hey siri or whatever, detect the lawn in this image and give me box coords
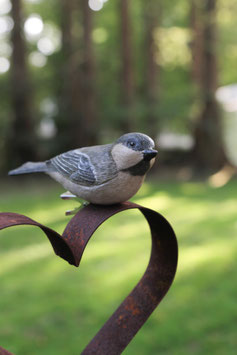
[0,176,237,355]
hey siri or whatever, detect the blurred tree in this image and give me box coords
[60,0,97,149]
[190,0,203,87]
[119,0,135,132]
[7,0,37,168]
[143,0,161,139]
[0,0,235,174]
[81,0,98,145]
[60,0,82,150]
[192,0,227,171]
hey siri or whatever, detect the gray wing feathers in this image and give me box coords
[79,144,118,184]
[8,144,118,186]
[8,162,47,175]
[48,151,96,185]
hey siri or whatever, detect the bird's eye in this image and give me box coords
[129,141,135,147]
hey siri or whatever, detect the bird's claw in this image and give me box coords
[65,201,89,216]
[60,191,77,200]
[60,191,88,216]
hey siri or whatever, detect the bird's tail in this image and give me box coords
[8,162,47,176]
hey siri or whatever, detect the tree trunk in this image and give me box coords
[60,0,83,149]
[144,0,161,140]
[119,0,135,132]
[81,0,98,145]
[8,0,37,167]
[60,0,97,149]
[192,0,227,171]
[190,0,203,87]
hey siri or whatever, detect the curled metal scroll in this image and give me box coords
[0,201,178,355]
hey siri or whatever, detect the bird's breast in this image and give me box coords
[89,172,145,204]
[48,170,145,205]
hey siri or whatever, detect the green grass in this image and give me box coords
[0,176,237,355]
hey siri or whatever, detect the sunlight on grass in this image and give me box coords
[0,242,52,276]
[180,237,237,274]
[137,193,173,211]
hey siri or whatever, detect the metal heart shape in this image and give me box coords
[0,201,178,354]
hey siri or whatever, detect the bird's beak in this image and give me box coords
[143,149,158,161]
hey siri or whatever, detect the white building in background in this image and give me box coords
[216,84,237,167]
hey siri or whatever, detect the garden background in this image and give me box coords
[0,0,237,354]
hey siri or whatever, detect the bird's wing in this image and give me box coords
[48,150,96,186]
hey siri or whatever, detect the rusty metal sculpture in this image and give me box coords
[0,201,178,355]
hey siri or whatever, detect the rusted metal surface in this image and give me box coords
[0,346,13,355]
[0,201,178,354]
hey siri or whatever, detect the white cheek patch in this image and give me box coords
[111,143,143,170]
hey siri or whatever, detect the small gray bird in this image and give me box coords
[8,133,157,205]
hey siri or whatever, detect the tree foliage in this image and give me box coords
[0,0,236,172]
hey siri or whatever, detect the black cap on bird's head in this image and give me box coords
[116,132,158,162]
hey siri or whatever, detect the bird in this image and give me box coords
[8,132,157,206]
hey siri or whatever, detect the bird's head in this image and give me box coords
[111,133,158,174]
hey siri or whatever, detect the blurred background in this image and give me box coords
[0,0,237,174]
[0,0,237,354]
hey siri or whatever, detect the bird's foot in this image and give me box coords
[60,191,89,216]
[65,201,89,216]
[60,191,77,200]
